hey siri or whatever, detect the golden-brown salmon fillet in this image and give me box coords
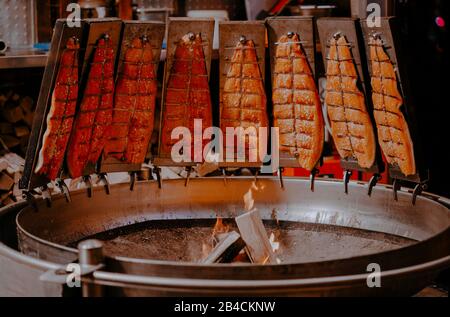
[221,38,268,155]
[272,33,324,171]
[369,37,415,176]
[325,35,376,169]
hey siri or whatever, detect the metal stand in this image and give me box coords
[153,166,162,189]
[310,168,319,192]
[57,179,71,203]
[393,179,401,201]
[98,173,110,195]
[129,171,137,191]
[368,174,381,197]
[83,175,93,198]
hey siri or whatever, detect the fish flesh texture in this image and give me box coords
[272,33,324,171]
[67,35,115,178]
[325,35,376,169]
[104,36,157,164]
[221,38,268,156]
[369,37,415,176]
[35,37,79,180]
[160,33,213,160]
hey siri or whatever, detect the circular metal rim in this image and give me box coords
[14,177,450,271]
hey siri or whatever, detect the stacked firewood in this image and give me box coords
[0,90,34,206]
[0,91,34,157]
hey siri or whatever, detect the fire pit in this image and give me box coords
[1,177,448,296]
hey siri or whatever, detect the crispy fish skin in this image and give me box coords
[67,36,115,178]
[160,33,213,160]
[35,37,79,180]
[272,34,324,171]
[104,37,156,164]
[221,39,268,154]
[369,38,415,176]
[325,36,376,169]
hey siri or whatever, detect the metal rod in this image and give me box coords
[278,167,284,189]
[393,179,401,201]
[344,170,352,194]
[310,168,319,192]
[368,174,381,197]
[83,175,93,198]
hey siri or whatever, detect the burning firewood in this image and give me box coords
[235,210,278,265]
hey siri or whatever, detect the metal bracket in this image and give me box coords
[98,173,110,195]
[343,170,352,194]
[393,178,402,201]
[57,179,71,203]
[83,175,93,198]
[310,168,319,192]
[368,173,382,197]
[129,171,137,191]
[153,166,162,189]
[278,167,284,189]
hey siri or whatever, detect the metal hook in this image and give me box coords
[141,34,149,43]
[310,168,319,192]
[278,167,284,189]
[287,31,295,38]
[393,179,401,201]
[103,33,110,40]
[343,170,352,194]
[184,166,192,187]
[412,183,427,205]
[83,175,93,198]
[368,174,381,197]
[129,172,137,191]
[153,166,162,189]
[98,173,110,195]
[222,168,227,186]
[188,32,195,41]
[57,179,71,203]
[239,35,247,44]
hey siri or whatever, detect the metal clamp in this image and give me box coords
[153,166,162,189]
[278,167,284,189]
[98,173,110,195]
[310,168,319,192]
[412,182,428,206]
[343,170,352,194]
[184,166,192,187]
[368,174,382,197]
[393,178,402,201]
[83,175,93,198]
[57,179,71,203]
[129,171,137,191]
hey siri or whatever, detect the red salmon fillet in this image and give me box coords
[221,38,268,156]
[325,35,376,169]
[369,37,415,176]
[35,37,79,180]
[160,33,213,161]
[67,35,115,178]
[104,36,157,164]
[272,33,324,171]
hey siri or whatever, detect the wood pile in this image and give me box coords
[0,90,34,206]
[0,90,35,157]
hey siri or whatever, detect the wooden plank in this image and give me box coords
[155,17,215,165]
[201,231,246,264]
[100,21,165,174]
[235,210,276,264]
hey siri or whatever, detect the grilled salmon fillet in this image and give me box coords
[369,37,415,176]
[325,35,376,169]
[160,33,213,160]
[35,37,79,180]
[67,35,115,178]
[221,38,268,156]
[104,36,157,164]
[272,33,324,171]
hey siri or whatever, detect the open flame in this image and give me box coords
[212,217,230,237]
